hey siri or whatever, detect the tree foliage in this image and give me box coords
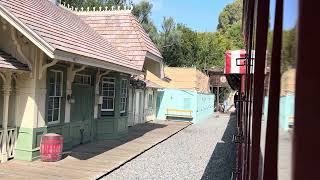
[267,27,297,73]
[62,0,130,8]
[217,0,244,50]
[157,0,242,69]
[132,1,158,42]
[157,18,182,67]
[281,28,297,72]
[197,32,231,69]
[217,0,242,33]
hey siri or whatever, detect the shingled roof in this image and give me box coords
[0,0,139,71]
[77,10,163,71]
[0,49,29,71]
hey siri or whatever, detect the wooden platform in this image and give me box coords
[0,121,191,180]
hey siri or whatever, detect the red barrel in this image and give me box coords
[40,133,63,162]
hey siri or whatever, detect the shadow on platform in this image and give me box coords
[201,113,237,180]
[65,122,167,160]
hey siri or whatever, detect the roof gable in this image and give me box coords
[77,10,162,71]
[0,0,138,71]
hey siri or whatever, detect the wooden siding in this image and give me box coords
[146,67,210,93]
[281,68,296,96]
[0,121,191,179]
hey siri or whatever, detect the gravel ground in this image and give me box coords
[260,120,292,180]
[103,113,237,180]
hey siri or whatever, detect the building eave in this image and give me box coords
[0,5,55,59]
[146,51,163,64]
[54,50,143,76]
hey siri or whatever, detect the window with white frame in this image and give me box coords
[148,93,153,109]
[101,77,115,111]
[120,79,128,113]
[48,70,63,124]
[74,74,91,85]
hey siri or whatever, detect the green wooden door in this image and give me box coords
[70,83,94,146]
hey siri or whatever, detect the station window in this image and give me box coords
[74,74,91,85]
[120,79,128,113]
[47,70,63,124]
[101,77,115,112]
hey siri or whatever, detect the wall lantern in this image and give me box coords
[67,94,75,104]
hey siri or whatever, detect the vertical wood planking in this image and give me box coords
[293,0,320,179]
[263,0,283,179]
[249,0,270,179]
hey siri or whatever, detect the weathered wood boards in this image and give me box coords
[0,121,191,179]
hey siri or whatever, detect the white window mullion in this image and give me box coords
[52,97,55,122]
[48,70,63,125]
[120,79,128,113]
[101,77,115,112]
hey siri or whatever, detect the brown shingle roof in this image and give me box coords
[78,11,162,71]
[0,0,138,71]
[0,49,29,71]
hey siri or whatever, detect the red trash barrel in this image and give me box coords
[40,133,63,162]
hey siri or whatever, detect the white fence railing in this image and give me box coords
[7,128,17,158]
[0,128,17,162]
[0,129,3,162]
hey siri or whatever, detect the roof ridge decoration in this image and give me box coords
[59,1,133,15]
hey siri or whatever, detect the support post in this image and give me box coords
[94,69,111,119]
[217,86,220,111]
[1,72,12,163]
[249,0,270,179]
[293,0,320,179]
[65,64,86,123]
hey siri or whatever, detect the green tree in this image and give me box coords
[197,32,231,69]
[176,24,199,67]
[217,0,243,33]
[62,0,130,8]
[132,0,152,24]
[83,0,104,8]
[132,0,159,42]
[158,17,183,66]
[217,0,244,49]
[61,0,85,7]
[267,27,297,73]
[281,28,297,72]
[224,22,244,49]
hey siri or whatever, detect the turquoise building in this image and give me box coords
[263,94,295,131]
[156,89,215,123]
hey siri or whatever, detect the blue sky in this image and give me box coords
[270,0,298,30]
[133,0,298,32]
[133,0,235,32]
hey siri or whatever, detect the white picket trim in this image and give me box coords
[6,128,16,158]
